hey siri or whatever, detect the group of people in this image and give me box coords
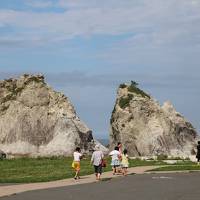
[72,142,129,181]
[109,143,129,176]
[72,141,200,181]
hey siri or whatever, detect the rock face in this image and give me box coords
[110,82,197,157]
[0,74,97,157]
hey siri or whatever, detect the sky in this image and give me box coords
[0,0,200,139]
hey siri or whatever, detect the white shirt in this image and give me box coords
[109,150,120,161]
[91,150,104,166]
[73,152,82,162]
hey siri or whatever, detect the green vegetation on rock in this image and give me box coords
[24,76,45,85]
[119,83,127,89]
[119,94,134,109]
[128,81,150,98]
[119,81,150,100]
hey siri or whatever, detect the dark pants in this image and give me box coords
[94,165,102,174]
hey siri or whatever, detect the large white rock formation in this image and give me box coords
[0,74,100,157]
[110,82,197,157]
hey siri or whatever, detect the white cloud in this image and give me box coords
[0,0,199,51]
[0,0,199,81]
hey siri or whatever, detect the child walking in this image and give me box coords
[109,146,121,175]
[121,149,129,176]
[72,147,82,180]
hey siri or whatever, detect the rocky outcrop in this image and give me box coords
[0,74,98,157]
[110,82,197,157]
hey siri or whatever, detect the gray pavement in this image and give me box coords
[1,172,200,200]
[0,166,156,197]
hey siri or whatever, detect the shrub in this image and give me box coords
[119,94,133,109]
[119,84,127,89]
[131,80,139,87]
[24,76,45,85]
[128,84,150,98]
[157,154,168,160]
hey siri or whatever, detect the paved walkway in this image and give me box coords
[0,166,158,198]
[2,172,199,200]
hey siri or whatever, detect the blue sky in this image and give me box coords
[0,0,200,138]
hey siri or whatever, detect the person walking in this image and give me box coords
[72,147,82,180]
[91,145,104,181]
[118,142,122,155]
[121,149,129,176]
[196,141,200,165]
[117,142,123,173]
[109,146,121,175]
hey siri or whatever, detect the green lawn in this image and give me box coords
[0,157,167,183]
[150,165,200,172]
[0,157,196,183]
[0,157,92,183]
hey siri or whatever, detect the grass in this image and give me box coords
[0,157,96,183]
[0,157,197,183]
[0,157,167,183]
[150,165,200,172]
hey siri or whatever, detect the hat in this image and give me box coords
[95,144,100,151]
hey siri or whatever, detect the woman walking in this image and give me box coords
[91,145,104,181]
[72,147,82,180]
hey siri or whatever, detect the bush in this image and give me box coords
[157,154,168,160]
[131,81,138,87]
[0,152,6,160]
[119,84,127,89]
[128,84,150,98]
[119,94,133,109]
